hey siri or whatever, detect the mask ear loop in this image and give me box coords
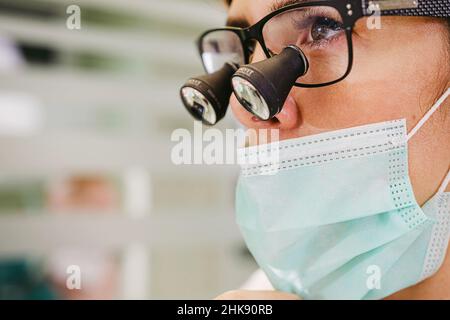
[401,88,449,194]
[438,169,450,194]
[406,88,450,142]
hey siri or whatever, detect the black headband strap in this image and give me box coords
[362,0,450,18]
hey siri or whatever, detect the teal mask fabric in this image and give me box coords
[235,90,450,300]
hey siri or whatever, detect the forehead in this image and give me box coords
[227,0,275,25]
[227,0,323,11]
[227,0,325,25]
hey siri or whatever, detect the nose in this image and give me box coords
[230,43,301,132]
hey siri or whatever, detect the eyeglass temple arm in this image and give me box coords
[360,0,450,18]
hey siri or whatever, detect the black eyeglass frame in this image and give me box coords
[196,0,449,88]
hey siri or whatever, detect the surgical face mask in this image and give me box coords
[236,89,450,300]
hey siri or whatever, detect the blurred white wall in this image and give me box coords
[0,0,257,299]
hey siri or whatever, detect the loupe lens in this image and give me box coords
[232,77,270,120]
[181,87,217,125]
[232,45,308,120]
[180,62,238,126]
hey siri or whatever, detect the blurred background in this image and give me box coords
[0,0,258,299]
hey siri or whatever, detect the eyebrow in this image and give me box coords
[270,0,309,12]
[226,0,309,27]
[226,16,250,28]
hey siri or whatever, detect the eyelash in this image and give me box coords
[307,21,344,49]
[240,8,346,60]
[293,12,345,49]
[307,34,342,49]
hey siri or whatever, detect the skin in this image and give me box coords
[215,0,450,300]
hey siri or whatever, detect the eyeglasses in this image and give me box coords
[197,0,450,88]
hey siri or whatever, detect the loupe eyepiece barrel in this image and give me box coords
[232,45,308,120]
[180,62,238,126]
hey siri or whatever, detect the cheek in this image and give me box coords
[296,20,448,130]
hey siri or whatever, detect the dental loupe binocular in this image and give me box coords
[180,45,309,125]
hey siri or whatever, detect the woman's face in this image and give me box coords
[228,0,450,205]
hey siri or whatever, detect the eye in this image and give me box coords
[310,17,343,42]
